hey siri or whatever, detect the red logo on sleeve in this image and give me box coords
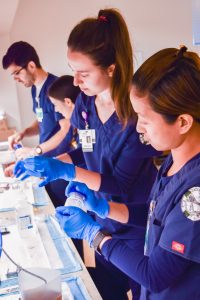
[172,241,185,254]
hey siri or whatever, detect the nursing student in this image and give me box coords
[56,46,200,299]
[2,42,78,206]
[5,74,81,207]
[43,75,81,207]
[2,41,70,158]
[14,9,159,300]
[48,75,80,153]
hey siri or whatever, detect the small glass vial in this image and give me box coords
[13,143,22,150]
[15,188,34,238]
[65,192,86,211]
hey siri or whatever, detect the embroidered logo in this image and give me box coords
[172,241,185,254]
[181,187,200,221]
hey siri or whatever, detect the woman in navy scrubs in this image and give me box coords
[44,75,81,207]
[56,46,200,299]
[14,9,159,299]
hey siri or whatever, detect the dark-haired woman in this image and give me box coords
[14,9,159,299]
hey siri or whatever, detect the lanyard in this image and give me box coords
[79,110,96,152]
[81,111,89,129]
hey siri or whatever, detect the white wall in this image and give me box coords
[1,0,200,146]
[0,34,21,129]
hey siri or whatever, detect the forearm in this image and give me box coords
[107,202,129,223]
[56,153,73,163]
[23,120,39,137]
[39,130,68,154]
[57,147,85,166]
[100,240,191,293]
[104,202,147,226]
[39,119,71,154]
[75,166,101,190]
[73,156,133,193]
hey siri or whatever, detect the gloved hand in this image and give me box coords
[65,182,109,219]
[14,156,76,187]
[55,206,102,247]
[13,160,32,181]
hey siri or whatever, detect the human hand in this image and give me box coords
[14,156,76,186]
[65,182,109,219]
[3,163,15,177]
[8,132,24,150]
[13,160,32,181]
[15,147,35,160]
[55,206,102,246]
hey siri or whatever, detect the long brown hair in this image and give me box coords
[132,46,200,123]
[67,8,135,126]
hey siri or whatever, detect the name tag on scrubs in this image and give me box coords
[36,107,43,122]
[79,129,96,152]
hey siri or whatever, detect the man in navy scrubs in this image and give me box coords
[2,41,70,206]
[2,41,71,157]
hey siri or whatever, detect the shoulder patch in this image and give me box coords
[181,187,200,221]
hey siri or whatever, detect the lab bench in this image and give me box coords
[0,172,102,300]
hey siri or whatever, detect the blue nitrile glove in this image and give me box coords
[13,160,32,181]
[55,206,102,247]
[65,182,110,219]
[14,156,76,187]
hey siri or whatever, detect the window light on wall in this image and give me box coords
[192,0,200,45]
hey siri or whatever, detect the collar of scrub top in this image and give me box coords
[35,78,47,108]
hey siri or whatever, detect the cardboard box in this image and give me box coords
[0,128,16,142]
[0,118,8,130]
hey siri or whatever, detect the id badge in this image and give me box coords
[79,129,96,152]
[36,107,43,122]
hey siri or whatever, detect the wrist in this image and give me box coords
[20,129,26,138]
[87,223,102,247]
[95,198,110,219]
[34,145,43,155]
[99,236,112,250]
[63,163,76,181]
[91,230,111,254]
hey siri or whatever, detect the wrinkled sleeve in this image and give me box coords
[159,196,200,263]
[101,239,191,293]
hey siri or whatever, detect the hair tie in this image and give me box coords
[99,15,108,22]
[176,45,188,58]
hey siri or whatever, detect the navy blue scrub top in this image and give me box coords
[71,93,160,237]
[143,153,200,299]
[32,73,73,157]
[102,153,200,299]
